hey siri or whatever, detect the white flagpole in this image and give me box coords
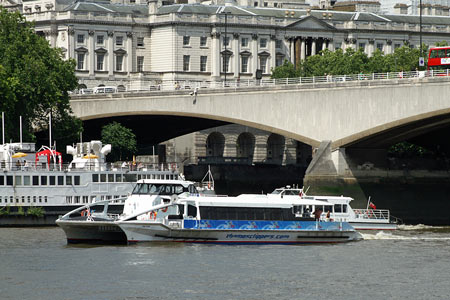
[49,113,52,149]
[366,196,371,210]
[19,116,22,145]
[1,111,4,145]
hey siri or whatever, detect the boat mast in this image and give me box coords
[1,111,4,145]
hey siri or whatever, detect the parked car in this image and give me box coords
[93,86,118,94]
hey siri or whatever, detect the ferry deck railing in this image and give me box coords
[353,209,390,221]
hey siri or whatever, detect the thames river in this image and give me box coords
[0,226,449,300]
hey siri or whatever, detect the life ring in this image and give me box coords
[149,211,157,220]
[161,207,168,213]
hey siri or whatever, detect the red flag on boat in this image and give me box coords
[369,201,376,209]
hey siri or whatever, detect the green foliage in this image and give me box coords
[271,44,431,78]
[26,206,45,217]
[0,8,81,145]
[101,122,137,161]
[17,206,25,216]
[0,205,11,216]
[270,60,299,78]
[388,142,430,157]
[435,41,449,47]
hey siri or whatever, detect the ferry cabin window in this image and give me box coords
[58,176,64,185]
[66,176,72,185]
[334,204,347,213]
[33,176,39,185]
[108,174,114,182]
[24,176,30,186]
[187,204,197,217]
[0,175,4,185]
[199,207,294,221]
[92,174,99,182]
[124,174,137,182]
[115,174,122,182]
[100,174,106,182]
[15,176,22,186]
[49,176,55,186]
[7,176,13,185]
[74,176,80,185]
[41,176,47,185]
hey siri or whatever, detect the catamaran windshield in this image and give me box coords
[132,183,197,195]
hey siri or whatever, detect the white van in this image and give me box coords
[93,86,118,94]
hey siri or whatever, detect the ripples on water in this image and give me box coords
[0,226,449,300]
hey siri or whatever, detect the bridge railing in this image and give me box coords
[73,69,449,95]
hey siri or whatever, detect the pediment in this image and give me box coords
[285,16,336,31]
[220,49,233,55]
[114,48,127,55]
[240,50,251,56]
[75,46,88,52]
[95,47,108,53]
[258,51,270,57]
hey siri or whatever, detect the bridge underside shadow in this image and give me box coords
[82,115,228,153]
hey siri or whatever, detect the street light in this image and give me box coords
[221,11,231,86]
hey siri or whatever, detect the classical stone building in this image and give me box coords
[3,0,450,90]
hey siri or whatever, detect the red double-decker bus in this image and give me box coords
[428,46,450,70]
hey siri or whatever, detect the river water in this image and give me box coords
[0,225,449,300]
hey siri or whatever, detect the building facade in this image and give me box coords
[2,0,450,90]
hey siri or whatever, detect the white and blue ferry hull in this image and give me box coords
[117,220,362,244]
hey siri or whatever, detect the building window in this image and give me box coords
[77,34,84,44]
[137,37,144,47]
[275,39,282,49]
[254,1,258,6]
[200,36,207,47]
[276,56,283,67]
[359,43,365,50]
[223,36,230,47]
[241,56,248,73]
[77,53,85,70]
[260,56,267,73]
[241,38,249,47]
[97,35,104,45]
[260,38,267,48]
[137,56,144,72]
[97,54,104,71]
[264,2,268,6]
[183,55,190,71]
[395,43,401,49]
[223,55,230,73]
[116,36,123,46]
[116,55,123,71]
[183,36,190,46]
[200,56,207,72]
[376,43,383,51]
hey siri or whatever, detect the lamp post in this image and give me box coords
[221,11,231,86]
[419,0,423,68]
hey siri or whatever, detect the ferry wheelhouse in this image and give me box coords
[115,194,362,244]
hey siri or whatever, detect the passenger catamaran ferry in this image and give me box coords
[0,140,180,225]
[114,193,362,244]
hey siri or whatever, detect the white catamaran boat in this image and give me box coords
[115,193,363,244]
[270,186,399,231]
[0,140,181,225]
[56,178,200,244]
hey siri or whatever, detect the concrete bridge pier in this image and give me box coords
[303,141,450,225]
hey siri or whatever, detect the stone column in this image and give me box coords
[300,38,306,61]
[368,39,375,57]
[386,39,393,54]
[107,30,114,77]
[287,37,294,64]
[270,34,276,71]
[126,32,133,74]
[68,26,75,59]
[211,31,221,80]
[88,30,95,77]
[327,38,334,51]
[233,33,240,78]
[251,33,258,78]
[311,38,317,56]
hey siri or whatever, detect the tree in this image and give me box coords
[0,8,81,148]
[101,122,137,162]
[271,60,299,78]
